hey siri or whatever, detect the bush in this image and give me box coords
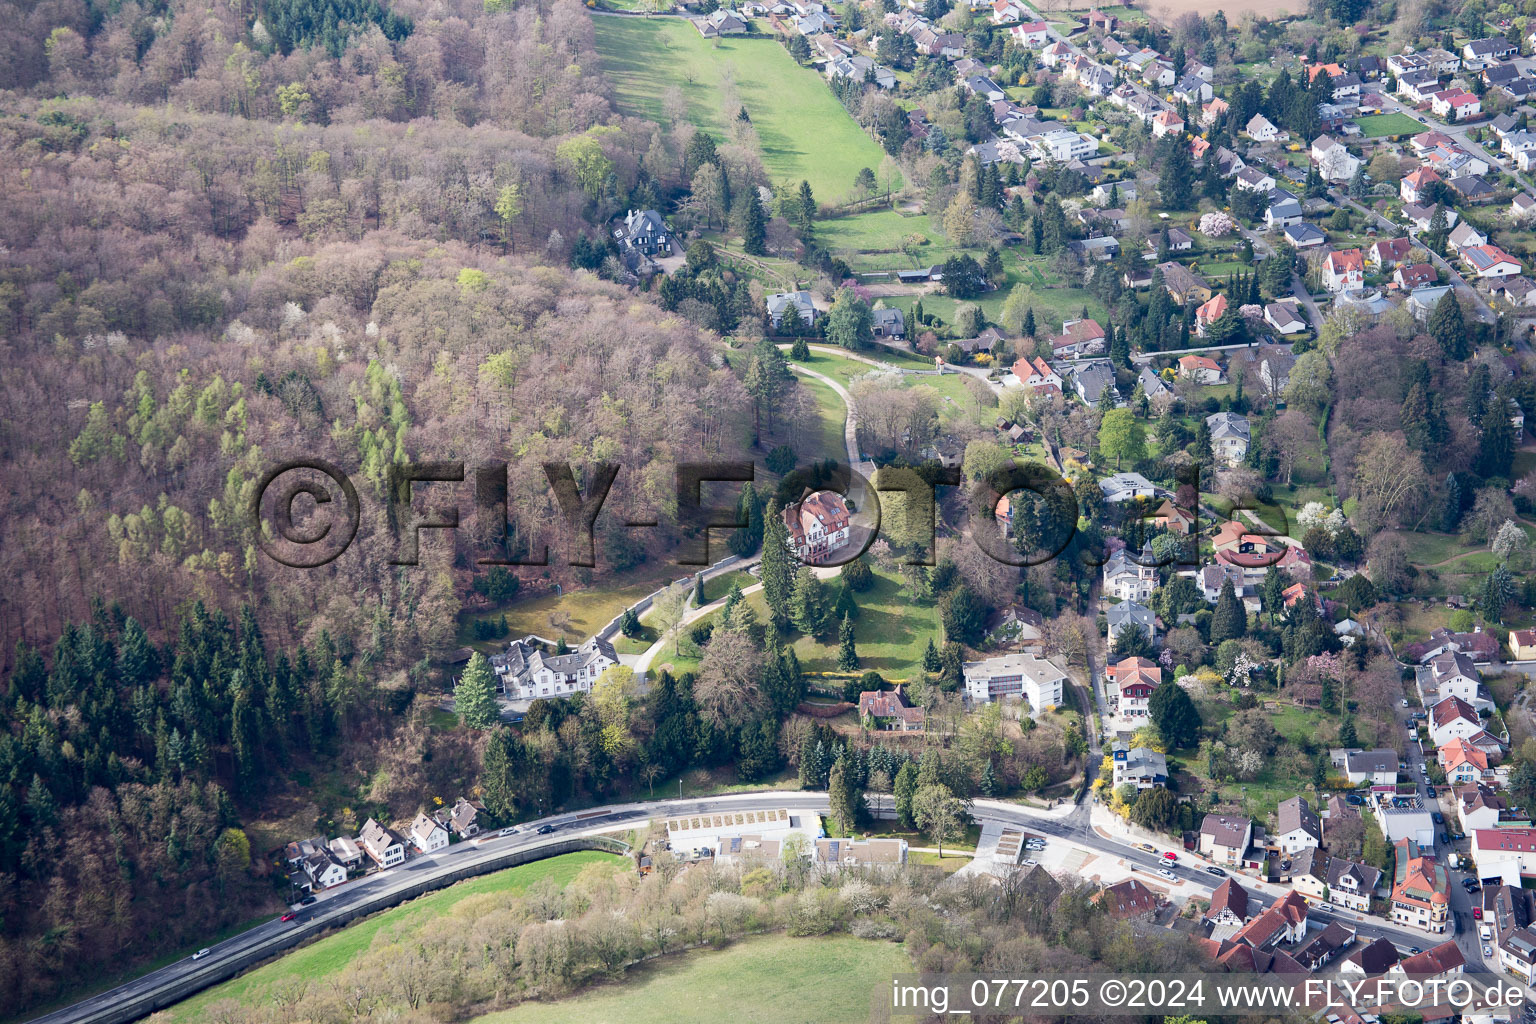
[841,556,875,592]
[766,444,797,475]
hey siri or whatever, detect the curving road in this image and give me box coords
[30,782,1485,1024]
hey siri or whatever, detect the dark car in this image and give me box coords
[1205,866,1227,877]
[1426,786,1436,797]
[1441,831,1451,844]
[537,824,557,835]
[300,895,317,906]
[1432,812,1444,824]
[1465,878,1481,891]
[1344,793,1365,806]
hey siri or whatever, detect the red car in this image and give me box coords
[281,912,297,922]
[1473,907,1483,920]
[1162,851,1178,862]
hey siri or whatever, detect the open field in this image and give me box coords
[169,853,624,1022]
[1141,0,1300,17]
[459,566,680,649]
[477,934,908,1024]
[593,18,888,200]
[1354,113,1423,138]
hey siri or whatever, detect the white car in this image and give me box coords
[1157,868,1177,881]
[497,827,519,837]
[1484,945,1494,958]
[191,948,211,961]
[1402,699,1410,707]
[1315,902,1335,912]
[1023,858,1040,866]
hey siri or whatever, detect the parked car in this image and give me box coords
[1441,831,1451,844]
[1402,698,1410,707]
[1474,906,1483,919]
[1157,868,1177,880]
[1315,902,1335,912]
[1427,787,1437,797]
[537,824,557,835]
[1432,812,1444,824]
[191,949,211,961]
[300,895,317,906]
[1485,945,1494,958]
[1163,851,1178,862]
[1138,843,1156,852]
[1205,866,1227,877]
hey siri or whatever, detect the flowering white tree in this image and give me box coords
[1199,211,1235,237]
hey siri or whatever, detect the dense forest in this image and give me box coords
[0,0,826,1007]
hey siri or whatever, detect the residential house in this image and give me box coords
[1150,498,1194,534]
[1051,318,1107,357]
[1401,201,1457,232]
[1073,360,1118,407]
[409,812,449,854]
[328,836,364,868]
[871,307,905,337]
[1312,135,1361,181]
[693,9,748,35]
[1429,695,1484,744]
[1107,656,1161,718]
[1389,941,1465,978]
[1391,838,1450,933]
[1324,249,1366,292]
[1291,848,1381,913]
[1276,796,1323,854]
[1111,742,1168,788]
[1152,109,1185,138]
[1463,243,1523,278]
[1235,166,1276,192]
[1245,114,1283,142]
[1440,737,1498,784]
[859,688,925,731]
[1103,541,1157,603]
[1206,877,1252,928]
[1008,20,1049,46]
[828,55,896,90]
[1294,921,1358,972]
[1068,235,1121,261]
[1193,298,1228,338]
[1264,190,1304,230]
[302,850,348,889]
[1178,353,1224,385]
[1200,814,1254,865]
[989,0,1028,22]
[1264,300,1307,335]
[783,490,851,562]
[1431,89,1481,119]
[491,634,617,702]
[1098,878,1159,918]
[1512,193,1536,223]
[1474,827,1536,879]
[1398,70,1443,104]
[1283,222,1327,248]
[1206,411,1251,465]
[436,798,482,839]
[1510,628,1536,660]
[963,74,1006,101]
[1086,7,1117,32]
[1335,748,1399,786]
[1500,928,1536,982]
[766,290,816,329]
[1369,236,1415,269]
[1457,783,1517,833]
[1013,355,1062,393]
[1098,471,1156,503]
[1385,52,1430,77]
[1448,174,1496,203]
[962,652,1067,709]
[1401,167,1442,203]
[1394,263,1437,289]
[1201,96,1230,127]
[1428,650,1487,708]
[1464,37,1518,63]
[1091,180,1138,205]
[1174,74,1212,105]
[359,818,407,868]
[1490,276,1536,307]
[1157,262,1212,303]
[1233,890,1310,947]
[1105,600,1156,650]
[1342,936,1402,975]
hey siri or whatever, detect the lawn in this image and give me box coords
[1354,113,1423,138]
[793,372,850,464]
[816,208,943,261]
[459,569,679,649]
[169,853,624,1022]
[916,255,1109,341]
[592,18,888,201]
[744,565,943,677]
[476,934,909,1024]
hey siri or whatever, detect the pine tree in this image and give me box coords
[828,754,861,833]
[894,761,919,827]
[1478,402,1516,479]
[1428,289,1469,361]
[796,179,816,228]
[1022,306,1036,337]
[1440,474,1463,533]
[790,336,810,360]
[791,567,831,636]
[454,652,500,729]
[760,499,795,624]
[1338,717,1358,748]
[1210,579,1247,644]
[1261,566,1285,626]
[979,759,997,797]
[923,637,942,672]
[837,612,859,670]
[833,584,857,622]
[693,572,705,607]
[741,192,767,255]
